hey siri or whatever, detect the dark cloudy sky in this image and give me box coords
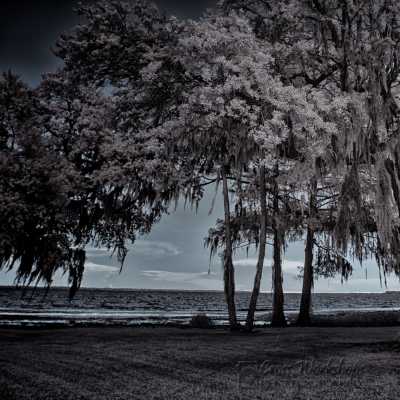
[0,0,217,86]
[0,0,394,292]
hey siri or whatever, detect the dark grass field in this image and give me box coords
[1,326,400,399]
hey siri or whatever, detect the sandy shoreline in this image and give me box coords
[1,325,400,399]
[1,309,400,329]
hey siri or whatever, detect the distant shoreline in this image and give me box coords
[0,285,392,295]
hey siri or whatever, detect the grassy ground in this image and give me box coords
[1,326,400,399]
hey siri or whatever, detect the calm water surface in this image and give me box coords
[0,287,399,327]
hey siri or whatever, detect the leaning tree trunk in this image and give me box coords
[271,172,286,328]
[297,179,317,326]
[221,166,238,330]
[245,165,267,332]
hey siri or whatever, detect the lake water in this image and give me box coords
[1,286,399,327]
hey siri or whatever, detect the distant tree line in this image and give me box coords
[1,0,400,330]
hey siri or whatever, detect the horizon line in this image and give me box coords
[0,285,394,294]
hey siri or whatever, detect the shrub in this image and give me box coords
[190,313,213,329]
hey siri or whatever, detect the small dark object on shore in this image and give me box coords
[190,313,213,329]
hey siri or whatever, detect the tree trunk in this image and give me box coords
[271,171,286,328]
[221,166,238,330]
[245,165,267,332]
[297,179,317,326]
[297,226,314,326]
